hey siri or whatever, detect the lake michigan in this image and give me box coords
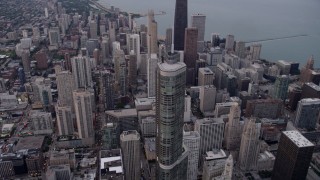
[99,0,320,67]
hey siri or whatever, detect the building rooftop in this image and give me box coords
[106,109,137,118]
[305,82,320,91]
[205,149,227,160]
[144,138,156,161]
[299,98,320,104]
[100,149,124,179]
[283,131,314,147]
[158,61,186,72]
[120,130,140,141]
[199,67,214,74]
[13,136,45,151]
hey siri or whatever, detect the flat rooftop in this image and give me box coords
[106,109,137,117]
[205,149,227,160]
[144,138,156,161]
[283,131,314,147]
[14,136,45,151]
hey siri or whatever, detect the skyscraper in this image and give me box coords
[238,118,260,171]
[120,130,141,180]
[21,49,31,77]
[174,0,188,50]
[184,27,198,85]
[165,28,173,51]
[294,98,320,130]
[128,51,137,86]
[225,34,234,51]
[195,118,224,160]
[56,71,75,107]
[272,131,314,180]
[127,34,141,68]
[235,41,246,58]
[100,70,114,110]
[148,10,158,54]
[183,131,200,180]
[191,14,206,41]
[272,75,289,101]
[114,49,127,96]
[73,89,94,139]
[224,103,241,150]
[156,51,188,179]
[71,55,92,89]
[89,20,97,39]
[147,53,158,98]
[198,67,214,86]
[55,105,74,135]
[48,27,60,46]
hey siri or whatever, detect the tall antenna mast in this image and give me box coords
[171,26,174,53]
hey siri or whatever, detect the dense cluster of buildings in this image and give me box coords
[0,0,319,179]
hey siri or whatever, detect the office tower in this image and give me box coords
[148,20,158,54]
[89,20,98,39]
[235,41,246,58]
[184,95,192,122]
[238,118,260,171]
[248,44,262,60]
[147,53,158,98]
[18,68,26,88]
[140,31,148,51]
[272,75,289,101]
[101,38,110,64]
[32,77,52,106]
[184,27,198,85]
[120,130,141,180]
[301,82,320,99]
[73,89,94,139]
[46,165,71,180]
[156,52,188,179]
[198,67,214,86]
[93,48,100,65]
[199,85,216,113]
[300,56,320,84]
[272,131,314,180]
[100,70,114,110]
[148,10,158,54]
[294,98,320,130]
[224,103,241,150]
[191,14,206,41]
[86,39,99,56]
[48,27,60,46]
[64,53,72,71]
[288,84,302,111]
[183,131,200,180]
[195,118,224,159]
[128,52,137,86]
[56,71,75,107]
[202,149,228,180]
[174,0,188,50]
[45,7,49,18]
[114,49,127,96]
[128,34,141,67]
[108,21,116,43]
[211,33,220,47]
[30,111,53,135]
[245,99,283,119]
[55,105,74,135]
[71,55,92,88]
[165,28,173,51]
[225,34,234,51]
[21,49,30,77]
